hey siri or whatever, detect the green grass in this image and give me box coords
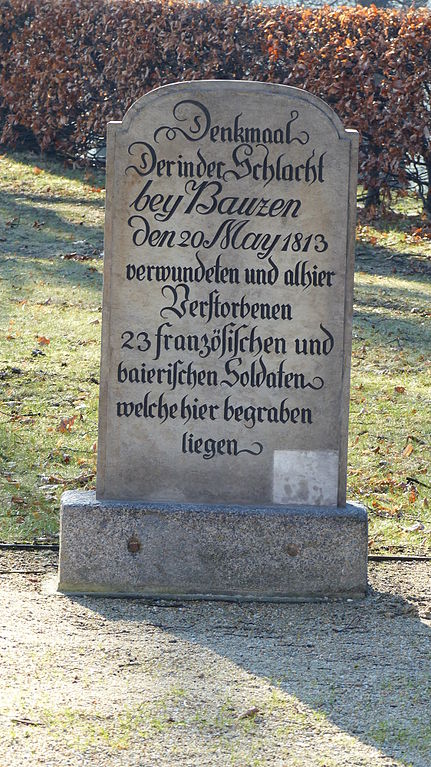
[0,151,430,552]
[349,199,431,554]
[0,152,104,542]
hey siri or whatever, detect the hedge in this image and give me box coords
[0,0,430,211]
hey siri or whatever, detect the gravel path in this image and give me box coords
[0,551,430,767]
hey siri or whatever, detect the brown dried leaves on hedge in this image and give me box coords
[0,1,430,207]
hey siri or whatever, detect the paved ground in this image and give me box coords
[0,551,430,767]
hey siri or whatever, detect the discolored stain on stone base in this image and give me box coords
[58,490,367,601]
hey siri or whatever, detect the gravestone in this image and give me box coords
[58,81,367,600]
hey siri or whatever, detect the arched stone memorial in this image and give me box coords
[58,81,367,600]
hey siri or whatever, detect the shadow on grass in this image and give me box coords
[0,246,103,298]
[355,241,431,279]
[73,576,431,767]
[353,242,431,355]
[1,150,106,188]
[352,307,431,356]
[359,209,426,233]
[3,190,105,208]
[353,297,430,355]
[0,189,104,258]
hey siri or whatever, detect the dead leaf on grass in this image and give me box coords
[39,472,94,486]
[37,336,50,345]
[58,415,76,433]
[62,253,90,261]
[237,707,260,720]
[10,716,43,727]
[402,443,414,458]
[403,522,424,532]
[371,500,399,515]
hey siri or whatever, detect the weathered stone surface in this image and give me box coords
[97,81,359,507]
[58,491,368,600]
[58,82,366,601]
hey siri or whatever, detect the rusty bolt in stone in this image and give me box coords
[286,544,299,557]
[127,536,141,554]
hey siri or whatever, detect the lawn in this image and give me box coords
[0,151,430,553]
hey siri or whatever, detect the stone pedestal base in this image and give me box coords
[58,490,367,601]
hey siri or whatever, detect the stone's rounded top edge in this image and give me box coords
[61,490,367,519]
[112,80,354,140]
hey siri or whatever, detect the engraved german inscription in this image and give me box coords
[97,82,358,505]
